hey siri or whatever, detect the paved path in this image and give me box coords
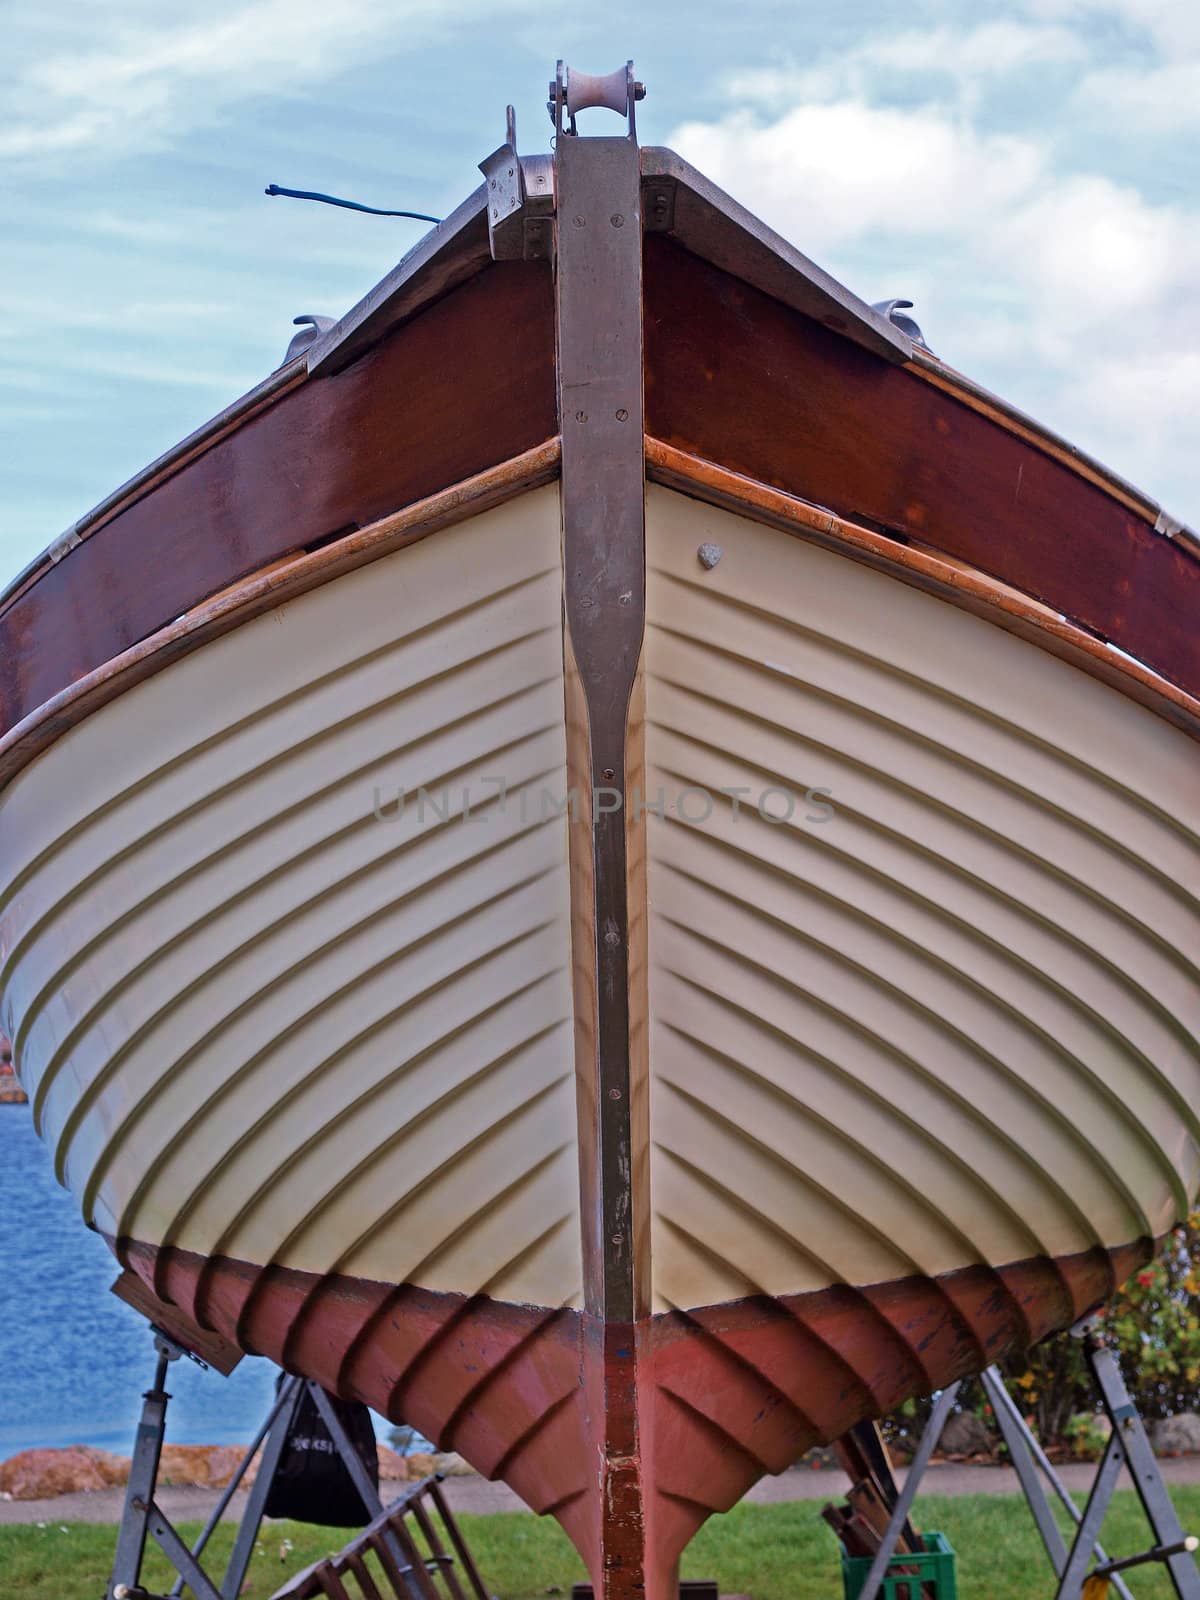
[6,1457,1200,1525]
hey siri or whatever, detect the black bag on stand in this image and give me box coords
[263,1379,380,1527]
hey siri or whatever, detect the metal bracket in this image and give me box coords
[47,523,83,564]
[282,314,336,365]
[548,59,645,140]
[1155,507,1200,559]
[479,106,555,261]
[871,298,933,353]
[642,177,676,234]
[1156,509,1186,539]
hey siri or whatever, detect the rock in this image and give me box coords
[938,1410,993,1458]
[430,1451,476,1477]
[405,1452,436,1479]
[1151,1414,1200,1456]
[209,1444,259,1488]
[0,1038,28,1102]
[157,1444,258,1488]
[377,1444,410,1481]
[0,1446,130,1499]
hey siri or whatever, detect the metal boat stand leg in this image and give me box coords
[1052,1331,1200,1600]
[164,1374,301,1597]
[857,1380,962,1600]
[307,1381,421,1592]
[108,1329,223,1600]
[215,1374,306,1599]
[108,1343,406,1600]
[867,1355,1198,1600]
[222,1376,418,1600]
[1053,1428,1129,1600]
[979,1366,1134,1600]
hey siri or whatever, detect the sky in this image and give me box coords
[4,0,1197,588]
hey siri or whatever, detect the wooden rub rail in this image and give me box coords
[271,1476,493,1600]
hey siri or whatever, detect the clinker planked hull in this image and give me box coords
[2,95,1199,1598]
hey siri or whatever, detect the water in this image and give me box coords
[1,1106,280,1457]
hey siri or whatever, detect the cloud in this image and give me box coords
[1072,57,1200,132]
[668,14,1200,520]
[728,20,1087,109]
[672,103,1046,247]
[1,0,515,166]
[1019,0,1200,54]
[1016,0,1200,130]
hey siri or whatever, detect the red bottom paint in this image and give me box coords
[117,1235,1149,1599]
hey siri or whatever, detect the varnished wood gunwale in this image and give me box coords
[0,262,557,737]
[0,440,561,792]
[906,349,1160,523]
[0,364,308,615]
[643,234,1200,703]
[645,438,1200,744]
[9,430,1192,808]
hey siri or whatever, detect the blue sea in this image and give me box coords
[1,1106,288,1457]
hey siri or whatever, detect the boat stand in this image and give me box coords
[107,1325,395,1600]
[857,1323,1200,1600]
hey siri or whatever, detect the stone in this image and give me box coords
[0,1081,29,1103]
[0,1446,130,1499]
[0,1036,27,1102]
[157,1444,258,1488]
[937,1410,993,1458]
[1151,1414,1200,1456]
[377,1444,410,1480]
[430,1451,476,1476]
[405,1451,436,1478]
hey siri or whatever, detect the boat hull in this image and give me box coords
[118,1232,1147,1593]
[4,122,1200,1596]
[3,481,1197,1590]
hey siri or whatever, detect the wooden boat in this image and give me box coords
[2,62,1198,1598]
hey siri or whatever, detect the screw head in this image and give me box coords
[572,215,586,228]
[615,408,628,422]
[610,213,625,228]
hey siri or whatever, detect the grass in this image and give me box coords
[2,1487,1200,1597]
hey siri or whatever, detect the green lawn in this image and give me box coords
[3,1487,1199,1597]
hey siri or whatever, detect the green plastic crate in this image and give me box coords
[842,1530,958,1599]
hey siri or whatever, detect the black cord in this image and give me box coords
[265,184,441,223]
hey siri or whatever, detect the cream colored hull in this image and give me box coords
[643,487,1200,1309]
[2,484,1198,1316]
[1,488,582,1309]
